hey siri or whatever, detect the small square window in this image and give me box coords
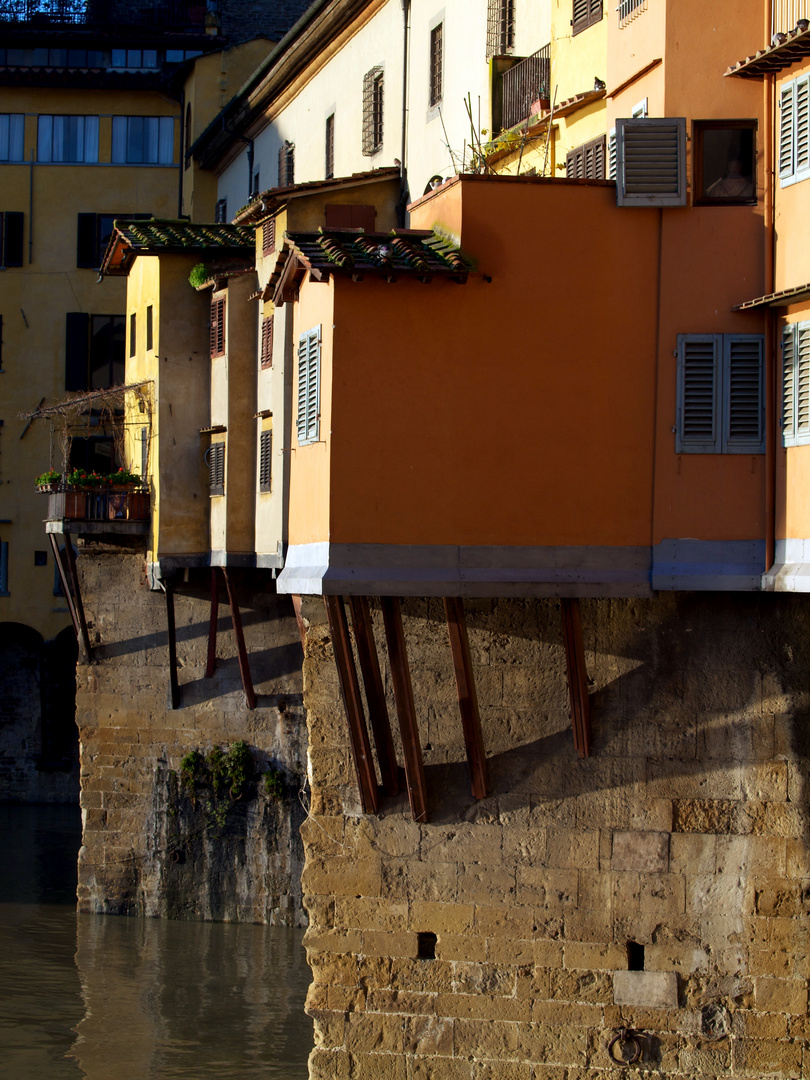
[146,305,153,352]
[694,120,756,205]
[34,550,48,567]
[129,312,136,357]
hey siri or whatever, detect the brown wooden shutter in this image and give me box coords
[208,441,225,495]
[260,315,274,369]
[573,0,602,36]
[262,217,275,255]
[210,297,225,358]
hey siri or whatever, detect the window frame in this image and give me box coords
[215,198,228,224]
[278,141,295,187]
[0,211,24,268]
[0,114,24,162]
[37,114,99,163]
[486,0,515,58]
[297,325,321,446]
[693,119,757,206]
[676,333,765,454]
[429,22,443,110]
[362,67,384,157]
[111,115,174,165]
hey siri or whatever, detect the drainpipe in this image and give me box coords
[397,0,411,227]
[765,70,777,573]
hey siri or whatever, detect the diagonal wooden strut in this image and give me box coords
[222,569,256,710]
[380,596,428,823]
[561,597,591,758]
[324,595,379,814]
[56,532,92,661]
[444,596,488,799]
[49,533,87,659]
[165,581,180,710]
[349,596,399,797]
[205,568,219,678]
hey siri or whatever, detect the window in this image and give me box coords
[573,0,603,36]
[253,170,260,196]
[429,23,443,108]
[362,68,384,156]
[676,334,764,454]
[38,115,99,163]
[65,313,126,391]
[0,540,8,597]
[0,115,24,161]
[297,326,321,445]
[111,49,158,68]
[260,315,274,369]
[77,212,151,270]
[616,117,686,207]
[780,74,810,186]
[146,305,153,352]
[694,120,756,204]
[259,429,272,492]
[210,296,225,358]
[782,322,810,446]
[566,135,606,179]
[0,212,23,267]
[487,0,515,58]
[129,312,136,358]
[208,441,225,496]
[215,198,227,224]
[618,0,647,27]
[325,112,335,179]
[111,116,174,164]
[278,141,295,187]
[262,217,275,255]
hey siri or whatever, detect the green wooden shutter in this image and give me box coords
[677,334,720,453]
[259,430,272,491]
[65,312,89,391]
[724,336,764,452]
[297,326,321,444]
[782,324,796,445]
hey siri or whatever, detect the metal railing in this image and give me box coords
[501,45,550,131]
[618,0,647,29]
[773,0,810,36]
[0,0,208,26]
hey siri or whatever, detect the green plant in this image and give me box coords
[188,263,209,289]
[66,468,106,487]
[111,466,141,486]
[35,469,62,486]
[225,740,252,799]
[263,767,284,800]
[206,745,228,798]
[180,749,206,798]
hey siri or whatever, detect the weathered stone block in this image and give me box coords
[612,830,670,873]
[613,971,678,1008]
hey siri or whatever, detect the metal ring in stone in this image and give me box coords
[607,1030,642,1066]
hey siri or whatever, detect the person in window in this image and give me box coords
[705,157,754,200]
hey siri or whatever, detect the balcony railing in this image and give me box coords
[618,0,647,29]
[46,487,150,523]
[773,0,810,36]
[501,46,550,131]
[0,0,209,26]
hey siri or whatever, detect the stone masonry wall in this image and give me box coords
[299,594,810,1079]
[76,551,308,925]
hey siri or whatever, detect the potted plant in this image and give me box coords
[66,468,106,489]
[110,466,141,490]
[35,469,62,493]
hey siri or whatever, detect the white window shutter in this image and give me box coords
[608,129,617,181]
[724,336,764,452]
[616,117,686,207]
[297,326,321,444]
[797,324,810,440]
[782,324,796,445]
[797,77,810,176]
[677,334,720,453]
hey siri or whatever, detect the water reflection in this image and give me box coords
[0,805,313,1079]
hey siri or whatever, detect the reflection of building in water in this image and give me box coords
[70,917,312,1080]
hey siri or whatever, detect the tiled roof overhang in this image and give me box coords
[101,219,255,276]
[726,25,810,79]
[267,228,469,304]
[234,167,401,224]
[733,282,810,311]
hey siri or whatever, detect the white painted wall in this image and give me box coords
[217,0,552,215]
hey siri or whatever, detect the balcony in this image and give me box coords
[0,0,209,27]
[773,1,810,36]
[618,0,647,30]
[498,46,550,132]
[44,486,150,536]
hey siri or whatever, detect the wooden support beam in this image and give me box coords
[561,597,591,758]
[60,532,92,661]
[222,569,256,711]
[205,568,219,678]
[49,534,83,654]
[165,582,180,710]
[324,595,380,814]
[291,594,307,652]
[349,596,399,796]
[444,596,488,799]
[380,596,428,823]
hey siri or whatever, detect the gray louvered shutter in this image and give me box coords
[677,335,720,453]
[608,129,617,180]
[780,84,795,179]
[797,77,810,176]
[724,336,764,452]
[782,324,795,445]
[797,324,810,441]
[616,117,686,206]
[259,430,272,491]
[208,441,225,495]
[297,326,321,444]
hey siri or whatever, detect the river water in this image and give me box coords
[0,805,314,1079]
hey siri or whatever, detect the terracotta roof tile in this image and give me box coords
[726,24,810,78]
[101,219,254,275]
